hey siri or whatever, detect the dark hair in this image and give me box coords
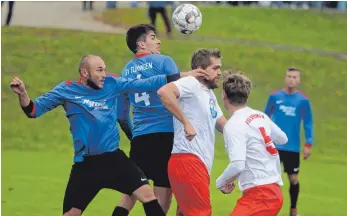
[190,48,222,70]
[223,70,252,105]
[287,67,301,73]
[126,24,157,54]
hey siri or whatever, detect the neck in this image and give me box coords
[197,77,210,89]
[284,87,297,94]
[135,51,151,58]
[80,78,88,87]
[137,50,148,54]
[81,78,100,90]
[228,104,246,115]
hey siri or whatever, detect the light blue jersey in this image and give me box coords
[117,53,180,139]
[29,74,167,162]
[264,89,313,153]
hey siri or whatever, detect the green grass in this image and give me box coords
[2,25,347,216]
[100,6,347,52]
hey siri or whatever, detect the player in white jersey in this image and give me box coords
[216,71,288,216]
[157,49,227,216]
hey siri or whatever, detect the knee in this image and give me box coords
[289,175,298,185]
[63,208,81,216]
[118,194,137,209]
[133,185,156,203]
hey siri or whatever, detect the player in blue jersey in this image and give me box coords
[264,68,313,216]
[114,24,209,216]
[9,55,179,216]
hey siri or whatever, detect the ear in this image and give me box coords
[137,40,146,50]
[80,68,89,78]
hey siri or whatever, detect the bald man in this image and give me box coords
[9,55,178,216]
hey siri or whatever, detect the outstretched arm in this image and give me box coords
[10,77,64,118]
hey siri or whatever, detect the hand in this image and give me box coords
[10,77,27,95]
[183,121,196,141]
[303,146,311,160]
[220,181,236,194]
[189,68,212,80]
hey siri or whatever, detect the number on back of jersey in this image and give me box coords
[135,92,150,106]
[134,74,151,106]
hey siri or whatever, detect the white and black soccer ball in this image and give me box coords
[172,4,202,35]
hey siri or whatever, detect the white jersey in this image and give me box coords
[223,107,287,191]
[172,76,223,174]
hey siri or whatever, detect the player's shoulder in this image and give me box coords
[54,80,78,92]
[226,110,250,129]
[61,79,79,88]
[106,73,119,78]
[104,73,120,84]
[223,117,246,137]
[233,107,268,125]
[297,91,310,100]
[121,60,135,76]
[176,76,200,86]
[151,54,175,64]
[269,89,284,97]
[151,53,173,60]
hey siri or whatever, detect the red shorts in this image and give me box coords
[231,183,283,216]
[168,153,211,216]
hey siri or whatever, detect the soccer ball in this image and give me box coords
[172,4,202,34]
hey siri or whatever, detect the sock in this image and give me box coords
[112,206,129,216]
[143,199,165,216]
[289,182,300,209]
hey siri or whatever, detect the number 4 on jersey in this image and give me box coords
[258,127,279,156]
[135,74,151,106]
[135,92,150,106]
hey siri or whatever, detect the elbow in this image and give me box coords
[281,132,288,144]
[26,114,36,119]
[277,133,288,145]
[281,136,288,145]
[157,86,166,99]
[283,134,288,144]
[235,161,245,173]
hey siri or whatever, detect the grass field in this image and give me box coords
[2,6,347,216]
[99,5,347,52]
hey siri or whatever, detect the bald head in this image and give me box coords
[78,55,104,74]
[78,55,107,89]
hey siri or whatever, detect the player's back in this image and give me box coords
[226,107,286,191]
[121,53,179,137]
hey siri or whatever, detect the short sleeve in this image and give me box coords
[216,101,223,119]
[163,56,180,75]
[173,76,200,99]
